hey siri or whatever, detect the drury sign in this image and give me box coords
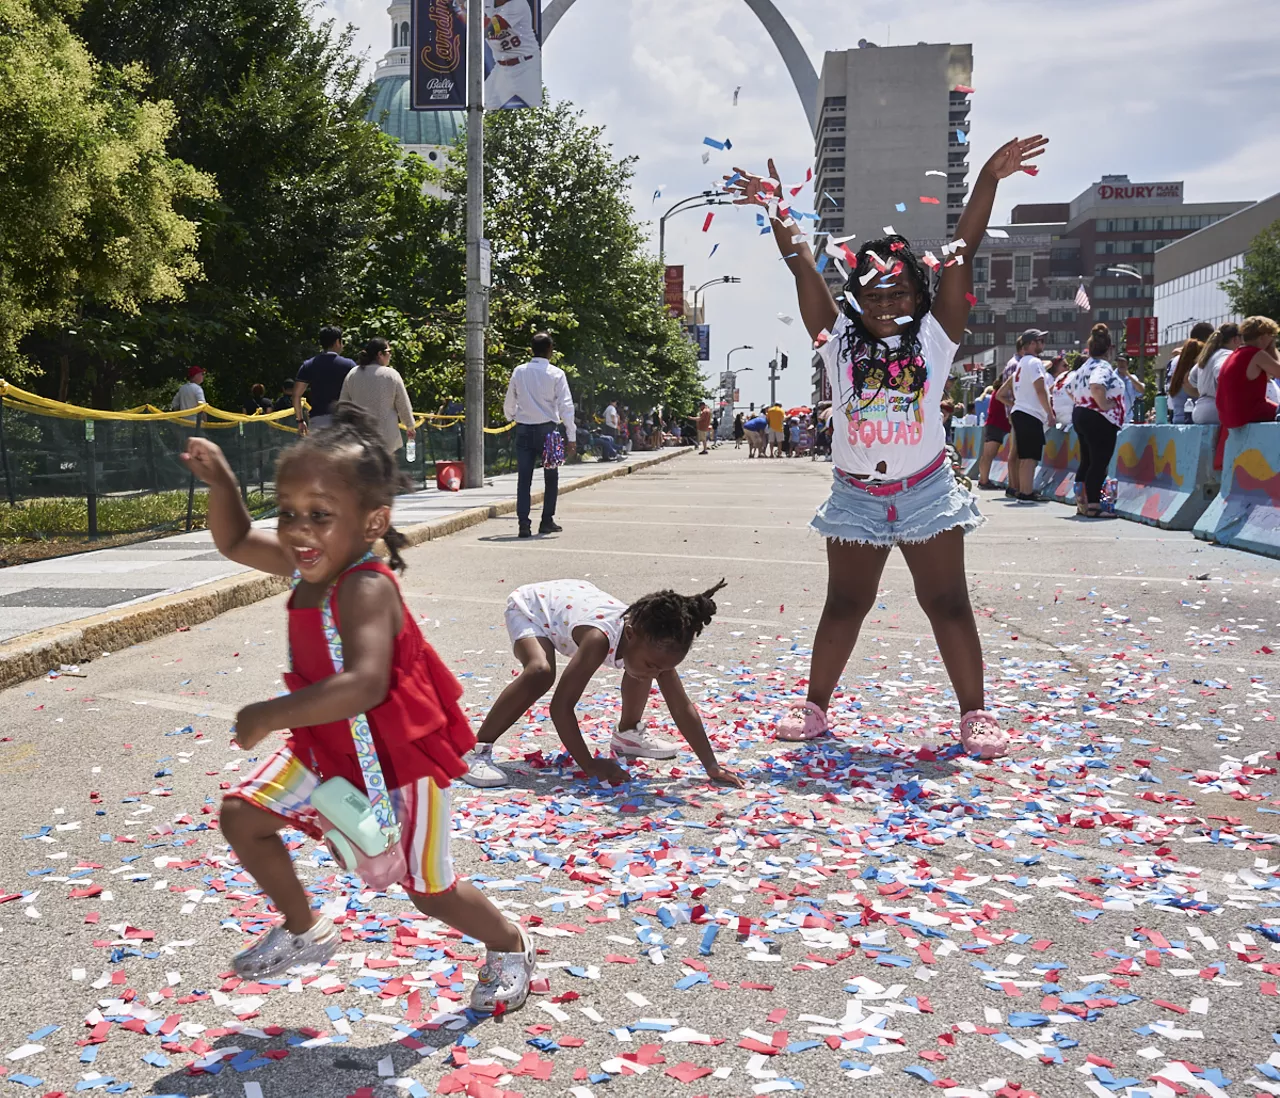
[1095,181,1183,203]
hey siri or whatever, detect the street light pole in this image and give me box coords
[692,275,741,323]
[463,0,485,489]
[659,192,733,264]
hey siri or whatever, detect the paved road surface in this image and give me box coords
[2,447,1279,1098]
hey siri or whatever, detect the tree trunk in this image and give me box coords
[58,355,70,403]
[90,359,118,410]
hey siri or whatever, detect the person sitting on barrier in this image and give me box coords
[1215,315,1280,470]
[1190,323,1241,425]
[1069,323,1127,519]
[1169,337,1206,425]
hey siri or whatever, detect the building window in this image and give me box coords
[972,257,989,284]
[825,178,845,191]
[974,286,986,304]
[1007,307,1038,324]
[818,158,845,175]
[399,20,410,47]
[822,137,845,150]
[1014,255,1031,282]
[823,96,846,111]
[970,308,994,325]
[1016,285,1028,304]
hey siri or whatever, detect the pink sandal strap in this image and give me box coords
[776,701,829,741]
[959,710,1010,759]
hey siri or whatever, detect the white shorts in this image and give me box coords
[505,600,546,647]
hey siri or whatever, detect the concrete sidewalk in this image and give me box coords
[0,447,687,685]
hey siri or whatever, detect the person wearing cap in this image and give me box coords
[171,367,207,412]
[1004,328,1053,501]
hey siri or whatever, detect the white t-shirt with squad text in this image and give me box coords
[818,310,955,480]
[506,580,626,669]
[1011,355,1049,424]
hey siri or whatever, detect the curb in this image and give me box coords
[0,448,688,690]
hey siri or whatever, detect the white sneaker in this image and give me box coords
[470,925,536,1015]
[610,723,679,760]
[460,744,509,788]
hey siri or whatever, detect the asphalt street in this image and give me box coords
[2,445,1279,1098]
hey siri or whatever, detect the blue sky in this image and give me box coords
[318,0,1280,409]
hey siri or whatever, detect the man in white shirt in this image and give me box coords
[1003,328,1053,502]
[603,400,619,440]
[503,331,576,538]
[170,367,206,413]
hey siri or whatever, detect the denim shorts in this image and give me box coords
[810,461,984,548]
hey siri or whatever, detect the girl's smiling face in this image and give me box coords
[855,276,924,341]
[275,460,390,586]
[618,625,686,681]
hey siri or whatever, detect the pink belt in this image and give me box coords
[835,450,947,497]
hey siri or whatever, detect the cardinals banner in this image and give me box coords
[411,0,467,111]
[484,0,543,109]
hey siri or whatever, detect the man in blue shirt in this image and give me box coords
[293,326,357,433]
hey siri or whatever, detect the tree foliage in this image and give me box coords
[0,0,213,380]
[1221,219,1280,323]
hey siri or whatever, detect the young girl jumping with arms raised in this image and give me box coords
[182,406,537,1015]
[461,579,744,789]
[727,134,1048,757]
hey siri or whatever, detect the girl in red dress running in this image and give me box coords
[181,406,535,1015]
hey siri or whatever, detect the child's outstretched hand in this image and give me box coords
[587,757,630,785]
[706,762,745,789]
[724,159,780,207]
[982,136,1049,181]
[181,437,234,486]
[232,702,276,750]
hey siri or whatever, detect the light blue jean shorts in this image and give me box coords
[810,460,984,548]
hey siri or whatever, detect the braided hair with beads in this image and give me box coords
[837,235,935,409]
[624,578,728,653]
[276,401,414,572]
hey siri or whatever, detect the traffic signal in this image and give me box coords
[781,353,789,371]
[749,402,755,412]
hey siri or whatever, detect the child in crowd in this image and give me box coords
[181,405,536,1015]
[727,134,1048,758]
[461,580,744,789]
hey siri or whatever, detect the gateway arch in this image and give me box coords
[541,0,819,133]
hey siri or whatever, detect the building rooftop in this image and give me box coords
[365,73,465,149]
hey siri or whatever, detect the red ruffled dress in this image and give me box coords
[284,559,475,792]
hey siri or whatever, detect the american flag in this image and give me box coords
[1075,282,1091,311]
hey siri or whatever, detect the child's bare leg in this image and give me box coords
[475,637,556,745]
[806,539,891,710]
[410,882,522,952]
[220,797,314,933]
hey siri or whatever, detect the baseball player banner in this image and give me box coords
[484,0,543,109]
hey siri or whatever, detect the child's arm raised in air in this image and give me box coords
[233,571,400,749]
[181,438,294,577]
[934,135,1049,344]
[725,159,838,342]
[548,630,629,784]
[654,671,744,788]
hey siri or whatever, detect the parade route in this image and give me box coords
[2,447,1279,1098]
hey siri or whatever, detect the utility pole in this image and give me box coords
[463,0,485,489]
[768,351,779,407]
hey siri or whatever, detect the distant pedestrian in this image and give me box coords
[978,341,1019,489]
[503,332,577,538]
[1046,356,1074,428]
[1069,323,1126,519]
[171,366,206,412]
[603,399,619,446]
[733,412,745,448]
[1114,356,1145,422]
[338,337,416,455]
[273,379,296,413]
[696,402,712,453]
[743,412,767,458]
[243,384,272,416]
[765,402,785,457]
[1006,328,1053,502]
[294,326,356,434]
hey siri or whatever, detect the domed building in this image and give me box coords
[365,0,465,167]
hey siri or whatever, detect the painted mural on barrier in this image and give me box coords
[1211,445,1280,556]
[989,433,1013,488]
[1034,428,1079,502]
[954,426,981,477]
[1114,434,1184,524]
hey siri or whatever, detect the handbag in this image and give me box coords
[542,427,566,468]
[295,555,407,889]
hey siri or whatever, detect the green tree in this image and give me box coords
[1221,219,1280,322]
[25,0,403,407]
[0,0,213,383]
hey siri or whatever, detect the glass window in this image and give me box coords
[1016,285,1028,304]
[1014,255,1031,282]
[973,257,989,283]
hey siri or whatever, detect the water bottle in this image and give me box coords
[406,438,416,463]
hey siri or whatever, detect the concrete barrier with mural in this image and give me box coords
[1113,425,1218,530]
[1033,427,1079,503]
[953,425,982,477]
[988,432,1014,488]
[1193,423,1280,558]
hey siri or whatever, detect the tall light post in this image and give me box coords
[717,364,752,438]
[659,192,734,264]
[463,0,485,488]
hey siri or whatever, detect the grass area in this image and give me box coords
[0,489,273,566]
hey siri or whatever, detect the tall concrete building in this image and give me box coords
[814,41,973,290]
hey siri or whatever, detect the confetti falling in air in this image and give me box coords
[707,243,719,259]
[956,129,968,144]
[987,228,1010,239]
[702,136,732,151]
[919,196,940,205]
[895,202,907,213]
[777,314,795,325]
[733,86,741,106]
[702,211,715,233]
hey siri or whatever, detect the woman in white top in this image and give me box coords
[725,134,1049,758]
[338,337,416,455]
[1189,323,1241,425]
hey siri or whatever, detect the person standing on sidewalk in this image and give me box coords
[294,326,356,434]
[696,402,712,453]
[338,337,416,457]
[503,332,577,538]
[1006,328,1053,502]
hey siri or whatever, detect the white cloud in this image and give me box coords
[318,0,1280,408]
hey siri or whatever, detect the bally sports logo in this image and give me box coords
[1097,182,1183,201]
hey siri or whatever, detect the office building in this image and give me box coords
[813,42,973,291]
[364,1,464,168]
[1154,191,1280,351]
[957,176,1251,372]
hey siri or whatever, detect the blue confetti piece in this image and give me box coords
[26,1026,58,1042]
[700,923,720,956]
[895,202,906,212]
[9,1077,44,1090]
[703,137,726,150]
[904,1065,935,1083]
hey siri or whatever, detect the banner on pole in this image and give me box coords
[1124,316,1159,357]
[411,0,467,111]
[484,0,543,109]
[664,265,685,317]
[695,324,711,362]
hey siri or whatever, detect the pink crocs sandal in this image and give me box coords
[959,710,1010,759]
[776,700,829,741]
